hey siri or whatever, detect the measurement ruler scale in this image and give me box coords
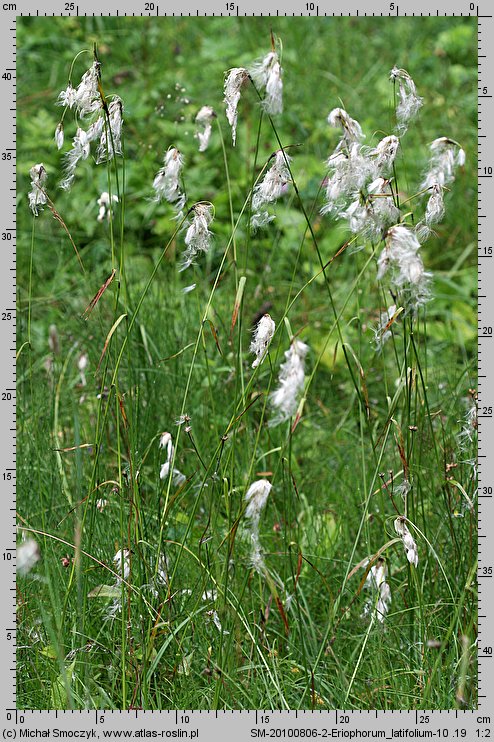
[6,0,489,734]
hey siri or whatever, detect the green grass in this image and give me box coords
[17,17,477,710]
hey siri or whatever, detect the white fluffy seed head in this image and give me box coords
[60,127,92,190]
[373,304,398,350]
[159,431,174,461]
[253,150,291,206]
[370,135,400,174]
[377,226,431,311]
[159,430,186,486]
[376,582,392,621]
[390,66,423,134]
[55,123,64,150]
[57,83,77,109]
[243,478,272,575]
[159,462,186,486]
[328,108,364,145]
[251,149,291,230]
[29,163,47,185]
[387,225,421,255]
[458,400,478,452]
[264,59,283,115]
[156,554,169,587]
[159,431,172,451]
[196,106,213,124]
[365,559,387,591]
[17,538,41,575]
[97,191,118,222]
[394,517,418,567]
[421,137,465,191]
[97,97,124,163]
[249,540,266,574]
[250,50,275,87]
[386,226,422,284]
[224,67,248,146]
[195,105,215,152]
[28,163,48,215]
[75,61,102,117]
[86,117,104,143]
[321,143,376,218]
[376,246,390,281]
[365,559,391,622]
[113,548,131,582]
[402,253,424,285]
[269,339,309,426]
[251,314,276,368]
[181,203,214,271]
[108,98,123,139]
[153,147,185,207]
[244,479,272,521]
[363,559,391,622]
[424,183,445,226]
[58,61,101,118]
[343,177,399,238]
[77,352,88,372]
[250,51,283,115]
[396,478,412,500]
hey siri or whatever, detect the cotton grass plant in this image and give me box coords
[17,18,477,711]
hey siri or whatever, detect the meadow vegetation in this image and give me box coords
[17,17,477,709]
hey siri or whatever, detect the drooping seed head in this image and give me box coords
[250,314,276,368]
[28,163,48,216]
